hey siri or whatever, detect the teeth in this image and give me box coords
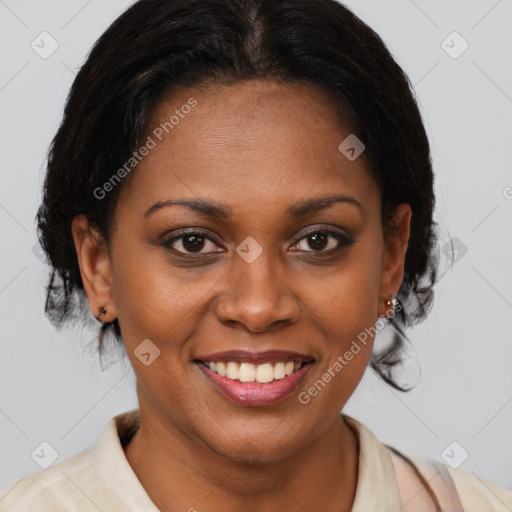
[226,362,239,380]
[205,360,309,383]
[274,362,286,380]
[239,362,256,382]
[256,363,274,383]
[216,361,226,376]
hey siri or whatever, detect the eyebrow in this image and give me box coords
[144,194,363,219]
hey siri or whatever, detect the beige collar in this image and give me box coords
[95,409,402,511]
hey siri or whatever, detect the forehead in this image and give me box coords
[118,80,378,219]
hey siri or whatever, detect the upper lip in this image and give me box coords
[194,349,315,364]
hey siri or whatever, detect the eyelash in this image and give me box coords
[161,227,353,256]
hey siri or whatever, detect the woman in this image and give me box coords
[1,0,511,510]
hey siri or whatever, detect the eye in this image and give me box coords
[289,229,353,253]
[163,230,223,254]
[162,227,353,256]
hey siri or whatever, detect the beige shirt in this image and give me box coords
[1,409,511,511]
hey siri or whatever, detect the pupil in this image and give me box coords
[183,235,205,252]
[309,233,327,250]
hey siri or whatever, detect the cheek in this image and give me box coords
[110,245,210,422]
[109,234,224,352]
[304,231,383,389]
[306,234,383,333]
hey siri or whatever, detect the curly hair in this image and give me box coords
[36,0,438,391]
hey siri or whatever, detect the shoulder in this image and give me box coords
[0,410,144,512]
[385,442,512,512]
[0,447,99,511]
[447,465,512,512]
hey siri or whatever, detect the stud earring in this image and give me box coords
[379,296,398,318]
[386,296,398,317]
[95,305,107,322]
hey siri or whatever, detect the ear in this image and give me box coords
[72,214,117,322]
[377,203,412,317]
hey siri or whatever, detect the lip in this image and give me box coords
[196,359,315,407]
[194,349,314,364]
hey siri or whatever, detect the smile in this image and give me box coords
[194,350,315,406]
[202,360,307,383]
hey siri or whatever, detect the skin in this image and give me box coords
[72,79,411,512]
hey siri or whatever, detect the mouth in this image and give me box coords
[193,350,315,406]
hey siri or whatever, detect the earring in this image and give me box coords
[95,305,107,322]
[379,296,398,318]
[385,296,399,317]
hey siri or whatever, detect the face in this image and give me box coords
[73,79,410,462]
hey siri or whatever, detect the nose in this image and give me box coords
[214,247,302,333]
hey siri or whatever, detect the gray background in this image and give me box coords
[1,0,511,492]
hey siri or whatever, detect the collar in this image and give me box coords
[94,409,400,511]
[344,415,401,510]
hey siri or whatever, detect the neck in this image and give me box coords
[124,403,359,512]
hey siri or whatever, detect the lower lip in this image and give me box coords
[196,362,314,406]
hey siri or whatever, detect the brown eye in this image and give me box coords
[305,232,329,251]
[289,230,353,253]
[163,231,223,254]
